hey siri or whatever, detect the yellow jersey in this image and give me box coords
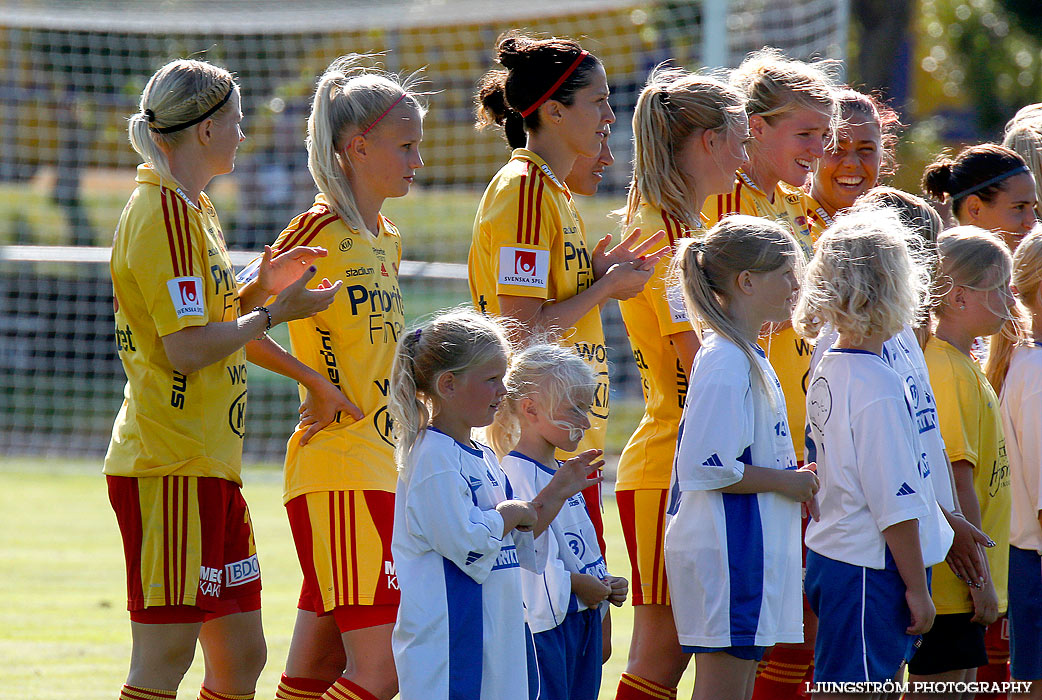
[702,169,829,458]
[616,203,702,490]
[926,337,1011,613]
[469,149,607,454]
[105,165,246,483]
[271,195,404,501]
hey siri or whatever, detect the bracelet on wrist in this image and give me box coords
[253,305,272,335]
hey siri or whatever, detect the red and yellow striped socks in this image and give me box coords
[751,646,814,699]
[198,687,255,700]
[615,672,678,700]
[275,675,334,700]
[119,686,177,700]
[319,678,379,700]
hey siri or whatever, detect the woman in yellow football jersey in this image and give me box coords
[469,32,665,556]
[700,48,839,700]
[266,56,425,700]
[923,144,1038,251]
[107,58,339,700]
[809,89,899,220]
[612,66,752,700]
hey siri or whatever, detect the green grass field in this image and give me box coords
[1,458,695,700]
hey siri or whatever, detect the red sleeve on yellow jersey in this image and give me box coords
[481,161,561,300]
[125,188,210,338]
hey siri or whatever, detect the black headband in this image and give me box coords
[148,85,234,135]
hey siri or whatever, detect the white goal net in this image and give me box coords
[0,0,848,461]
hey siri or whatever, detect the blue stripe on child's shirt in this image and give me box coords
[525,623,540,700]
[443,559,483,699]
[722,491,764,645]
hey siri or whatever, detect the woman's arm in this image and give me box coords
[499,253,662,336]
[163,266,339,375]
[244,336,362,445]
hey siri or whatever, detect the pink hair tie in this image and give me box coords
[518,50,589,119]
[360,93,407,136]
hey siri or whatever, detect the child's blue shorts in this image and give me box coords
[1009,545,1042,681]
[806,549,924,682]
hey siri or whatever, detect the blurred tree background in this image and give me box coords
[848,0,1042,193]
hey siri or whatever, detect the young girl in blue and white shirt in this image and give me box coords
[387,309,603,700]
[665,215,820,700]
[487,342,629,700]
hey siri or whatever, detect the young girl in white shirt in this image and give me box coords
[794,208,954,695]
[665,215,820,700]
[487,342,628,700]
[387,309,603,700]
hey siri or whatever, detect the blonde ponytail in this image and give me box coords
[671,215,801,403]
[307,55,426,235]
[624,66,746,227]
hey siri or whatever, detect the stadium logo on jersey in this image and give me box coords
[895,482,916,496]
[808,376,833,432]
[702,453,724,468]
[345,266,374,278]
[499,247,549,288]
[167,276,205,318]
[225,554,260,586]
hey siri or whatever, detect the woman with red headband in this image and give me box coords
[470,32,665,561]
[260,55,426,700]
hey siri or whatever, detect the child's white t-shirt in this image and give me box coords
[392,427,544,700]
[804,349,953,569]
[500,452,608,634]
[807,325,955,512]
[664,331,804,648]
[1001,343,1042,553]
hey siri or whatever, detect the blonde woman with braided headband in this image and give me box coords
[107,58,340,700]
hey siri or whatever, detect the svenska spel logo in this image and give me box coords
[498,247,549,288]
[514,249,537,276]
[167,276,205,318]
[178,279,198,305]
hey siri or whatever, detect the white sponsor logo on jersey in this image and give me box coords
[225,554,260,586]
[499,247,549,288]
[167,276,205,318]
[666,284,689,323]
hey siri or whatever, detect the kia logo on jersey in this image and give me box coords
[515,250,537,276]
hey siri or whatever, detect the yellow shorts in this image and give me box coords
[286,490,399,617]
[616,488,670,606]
